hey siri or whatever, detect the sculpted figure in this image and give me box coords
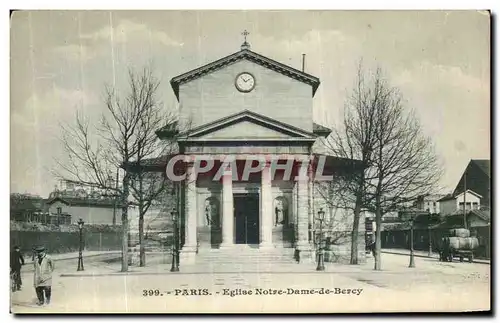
[205,198,220,227]
[274,198,288,226]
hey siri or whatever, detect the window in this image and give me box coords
[57,207,62,215]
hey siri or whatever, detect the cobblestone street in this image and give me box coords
[10,252,490,313]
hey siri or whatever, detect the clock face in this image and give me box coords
[235,72,255,92]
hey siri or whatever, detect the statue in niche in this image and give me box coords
[204,198,220,227]
[274,197,288,226]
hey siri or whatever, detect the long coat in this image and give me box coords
[10,251,25,270]
[33,255,54,287]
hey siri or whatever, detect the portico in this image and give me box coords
[178,154,316,262]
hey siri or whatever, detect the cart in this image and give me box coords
[440,249,474,263]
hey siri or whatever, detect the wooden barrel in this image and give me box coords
[448,237,479,250]
[449,228,470,238]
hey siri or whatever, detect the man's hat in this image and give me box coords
[13,245,20,249]
[34,246,45,252]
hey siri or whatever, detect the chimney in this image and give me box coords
[302,54,306,72]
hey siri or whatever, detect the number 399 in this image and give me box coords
[143,289,161,296]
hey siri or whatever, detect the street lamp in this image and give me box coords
[77,218,85,271]
[408,215,415,268]
[428,225,433,257]
[316,208,326,271]
[170,208,180,272]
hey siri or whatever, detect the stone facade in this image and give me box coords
[179,59,313,131]
[161,44,365,265]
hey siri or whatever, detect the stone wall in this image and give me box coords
[10,230,122,255]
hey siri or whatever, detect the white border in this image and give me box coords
[2,1,497,321]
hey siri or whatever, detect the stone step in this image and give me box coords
[197,246,295,252]
[197,257,295,262]
[196,259,296,265]
[195,248,297,264]
[196,255,293,262]
[198,252,295,256]
[197,254,295,260]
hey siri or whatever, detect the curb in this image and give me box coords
[59,270,366,277]
[382,250,490,265]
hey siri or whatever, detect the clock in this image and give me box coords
[235,72,256,92]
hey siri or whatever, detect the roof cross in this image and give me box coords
[240,30,251,50]
[242,30,250,42]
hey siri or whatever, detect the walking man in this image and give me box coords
[33,246,54,306]
[368,235,376,258]
[10,246,25,291]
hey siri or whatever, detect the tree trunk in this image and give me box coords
[139,203,145,267]
[428,227,432,257]
[374,199,382,270]
[350,198,362,264]
[121,174,130,272]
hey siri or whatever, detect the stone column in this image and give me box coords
[220,168,234,248]
[296,161,313,262]
[308,163,314,245]
[260,162,273,248]
[291,181,297,246]
[181,162,197,263]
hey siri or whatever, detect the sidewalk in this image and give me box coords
[382,248,490,264]
[59,253,436,277]
[55,249,490,278]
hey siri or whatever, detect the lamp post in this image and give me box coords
[170,208,179,272]
[428,226,433,257]
[77,218,85,271]
[316,208,325,271]
[408,215,415,268]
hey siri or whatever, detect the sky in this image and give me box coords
[10,10,490,197]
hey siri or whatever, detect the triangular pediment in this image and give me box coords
[170,49,320,100]
[194,120,298,140]
[179,110,317,142]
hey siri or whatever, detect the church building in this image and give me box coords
[150,35,366,265]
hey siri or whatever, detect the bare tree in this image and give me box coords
[325,63,442,270]
[56,66,177,272]
[367,69,442,270]
[125,89,178,266]
[323,63,378,265]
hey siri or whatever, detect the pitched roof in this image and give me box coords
[448,209,490,222]
[170,49,320,100]
[313,123,332,137]
[455,189,483,199]
[176,109,317,141]
[10,196,45,212]
[436,209,490,228]
[471,159,490,177]
[437,194,454,202]
[470,209,490,222]
[437,189,482,201]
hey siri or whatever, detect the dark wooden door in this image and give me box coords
[234,194,260,244]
